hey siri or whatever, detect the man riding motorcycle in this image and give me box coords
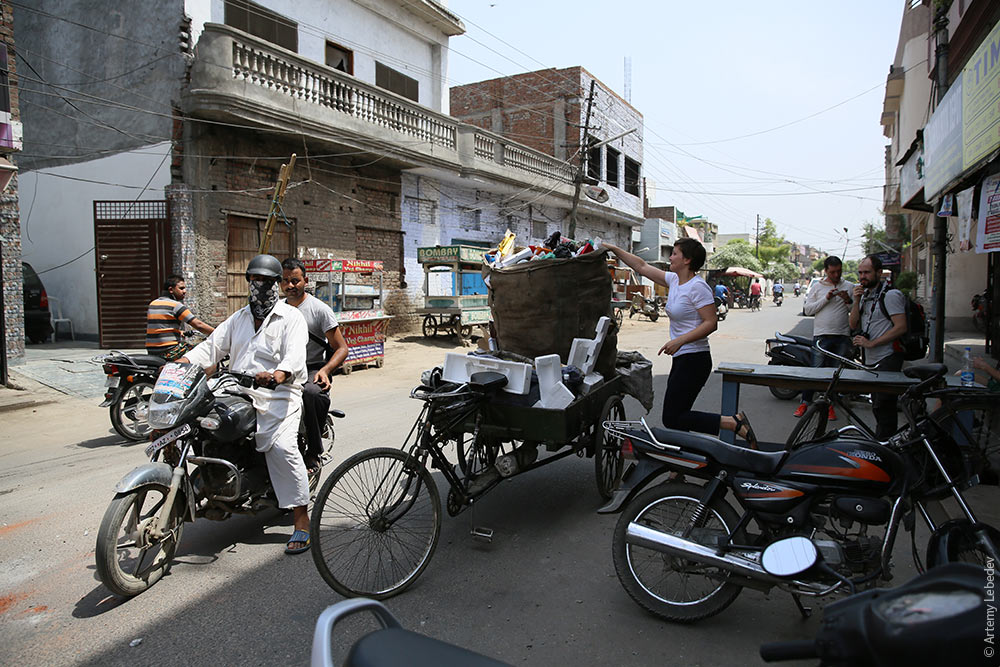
[179,254,313,555]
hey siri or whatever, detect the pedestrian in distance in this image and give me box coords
[849,254,908,440]
[602,239,757,447]
[281,258,349,474]
[145,275,215,360]
[796,256,854,420]
[179,254,313,554]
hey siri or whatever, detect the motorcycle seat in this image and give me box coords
[346,627,508,667]
[903,363,947,381]
[128,354,168,368]
[648,426,786,474]
[774,332,813,347]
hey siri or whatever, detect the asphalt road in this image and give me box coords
[1,296,994,666]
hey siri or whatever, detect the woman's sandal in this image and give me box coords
[733,412,758,450]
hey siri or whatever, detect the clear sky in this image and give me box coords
[445,0,907,260]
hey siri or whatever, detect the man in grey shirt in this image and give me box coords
[281,258,349,471]
[849,254,908,439]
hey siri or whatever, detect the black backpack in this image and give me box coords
[878,289,928,361]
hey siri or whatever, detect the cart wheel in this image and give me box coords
[456,432,500,478]
[459,325,473,340]
[375,357,384,368]
[614,308,624,330]
[422,315,437,338]
[342,364,352,376]
[594,395,626,500]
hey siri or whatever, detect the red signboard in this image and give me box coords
[303,259,383,273]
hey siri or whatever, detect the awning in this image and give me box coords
[720,266,763,278]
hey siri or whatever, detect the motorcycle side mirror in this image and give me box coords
[761,536,818,577]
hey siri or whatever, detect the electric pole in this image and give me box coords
[755,214,761,259]
[569,80,596,240]
[930,7,950,363]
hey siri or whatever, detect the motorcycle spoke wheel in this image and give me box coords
[311,448,441,599]
[785,402,828,450]
[95,485,184,597]
[594,396,626,500]
[110,382,155,441]
[612,482,742,623]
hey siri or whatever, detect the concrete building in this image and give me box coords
[16,1,640,346]
[881,0,1000,345]
[0,0,21,381]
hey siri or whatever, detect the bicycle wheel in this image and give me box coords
[929,396,1000,478]
[594,395,626,500]
[455,432,500,478]
[785,402,828,449]
[310,448,441,599]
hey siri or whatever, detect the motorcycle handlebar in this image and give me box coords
[759,640,818,662]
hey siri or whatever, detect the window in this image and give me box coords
[375,62,419,102]
[624,157,641,196]
[325,41,353,74]
[586,138,601,183]
[606,146,620,188]
[225,0,297,52]
[532,218,546,240]
[459,207,481,231]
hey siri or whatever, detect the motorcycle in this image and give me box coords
[715,296,728,321]
[96,332,205,441]
[628,293,659,322]
[764,331,813,400]
[95,362,343,598]
[972,290,988,332]
[794,285,801,297]
[773,292,784,307]
[600,361,1000,623]
[733,289,749,309]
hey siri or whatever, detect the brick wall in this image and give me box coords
[181,127,407,332]
[1,0,22,368]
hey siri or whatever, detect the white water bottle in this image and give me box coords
[961,346,975,387]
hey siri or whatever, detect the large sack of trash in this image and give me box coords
[485,244,617,378]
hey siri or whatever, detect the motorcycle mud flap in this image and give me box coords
[926,519,1000,569]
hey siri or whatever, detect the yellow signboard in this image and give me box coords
[963,19,1000,169]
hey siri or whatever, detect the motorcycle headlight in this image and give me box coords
[148,394,184,429]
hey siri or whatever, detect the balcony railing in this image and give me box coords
[189,24,574,186]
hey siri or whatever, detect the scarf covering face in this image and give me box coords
[248,279,279,319]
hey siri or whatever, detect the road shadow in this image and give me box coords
[74,434,145,449]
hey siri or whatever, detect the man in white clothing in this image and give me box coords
[180,254,312,554]
[796,256,854,419]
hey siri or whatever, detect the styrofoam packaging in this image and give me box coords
[441,352,532,395]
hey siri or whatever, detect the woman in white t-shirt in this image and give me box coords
[604,238,756,446]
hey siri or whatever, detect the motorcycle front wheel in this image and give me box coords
[612,481,743,623]
[110,381,155,441]
[311,448,441,599]
[95,485,185,597]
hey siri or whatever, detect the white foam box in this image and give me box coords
[441,353,532,395]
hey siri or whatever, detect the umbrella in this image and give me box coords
[720,266,764,279]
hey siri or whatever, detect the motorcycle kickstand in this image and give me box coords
[791,594,813,619]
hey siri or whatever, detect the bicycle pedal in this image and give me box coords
[470,526,493,543]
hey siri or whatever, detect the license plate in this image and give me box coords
[105,376,120,388]
[144,423,191,458]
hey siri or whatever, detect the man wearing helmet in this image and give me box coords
[180,254,312,554]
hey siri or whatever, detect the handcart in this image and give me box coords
[309,367,629,599]
[416,245,491,343]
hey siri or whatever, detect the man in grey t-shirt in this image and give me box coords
[281,258,349,471]
[849,254,908,439]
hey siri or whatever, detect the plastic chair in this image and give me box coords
[48,296,74,342]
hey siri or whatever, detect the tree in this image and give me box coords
[765,259,799,282]
[708,239,764,273]
[861,221,889,255]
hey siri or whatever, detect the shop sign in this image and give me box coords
[460,308,491,325]
[963,19,1000,170]
[346,342,384,363]
[874,251,901,267]
[303,259,384,273]
[900,145,925,206]
[976,173,1000,253]
[342,319,387,346]
[925,77,964,200]
[417,245,487,264]
[659,220,676,241]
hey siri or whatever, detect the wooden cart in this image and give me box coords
[416,245,491,343]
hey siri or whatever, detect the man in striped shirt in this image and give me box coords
[146,275,215,360]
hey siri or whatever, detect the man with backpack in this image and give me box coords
[849,254,908,439]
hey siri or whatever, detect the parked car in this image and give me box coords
[22,262,52,344]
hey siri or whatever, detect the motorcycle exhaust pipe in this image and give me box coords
[625,521,781,590]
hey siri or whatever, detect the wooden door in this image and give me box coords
[226,214,292,316]
[94,200,171,348]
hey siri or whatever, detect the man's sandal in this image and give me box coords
[733,412,758,450]
[285,529,311,555]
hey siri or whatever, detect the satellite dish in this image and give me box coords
[584,185,610,203]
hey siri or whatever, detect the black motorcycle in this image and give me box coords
[600,363,999,623]
[764,331,813,400]
[95,362,342,597]
[97,351,168,441]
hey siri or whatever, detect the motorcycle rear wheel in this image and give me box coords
[769,385,799,401]
[110,381,155,441]
[612,482,743,623]
[311,448,441,599]
[95,486,184,597]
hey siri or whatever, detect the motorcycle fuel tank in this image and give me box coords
[777,439,902,493]
[732,477,813,514]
